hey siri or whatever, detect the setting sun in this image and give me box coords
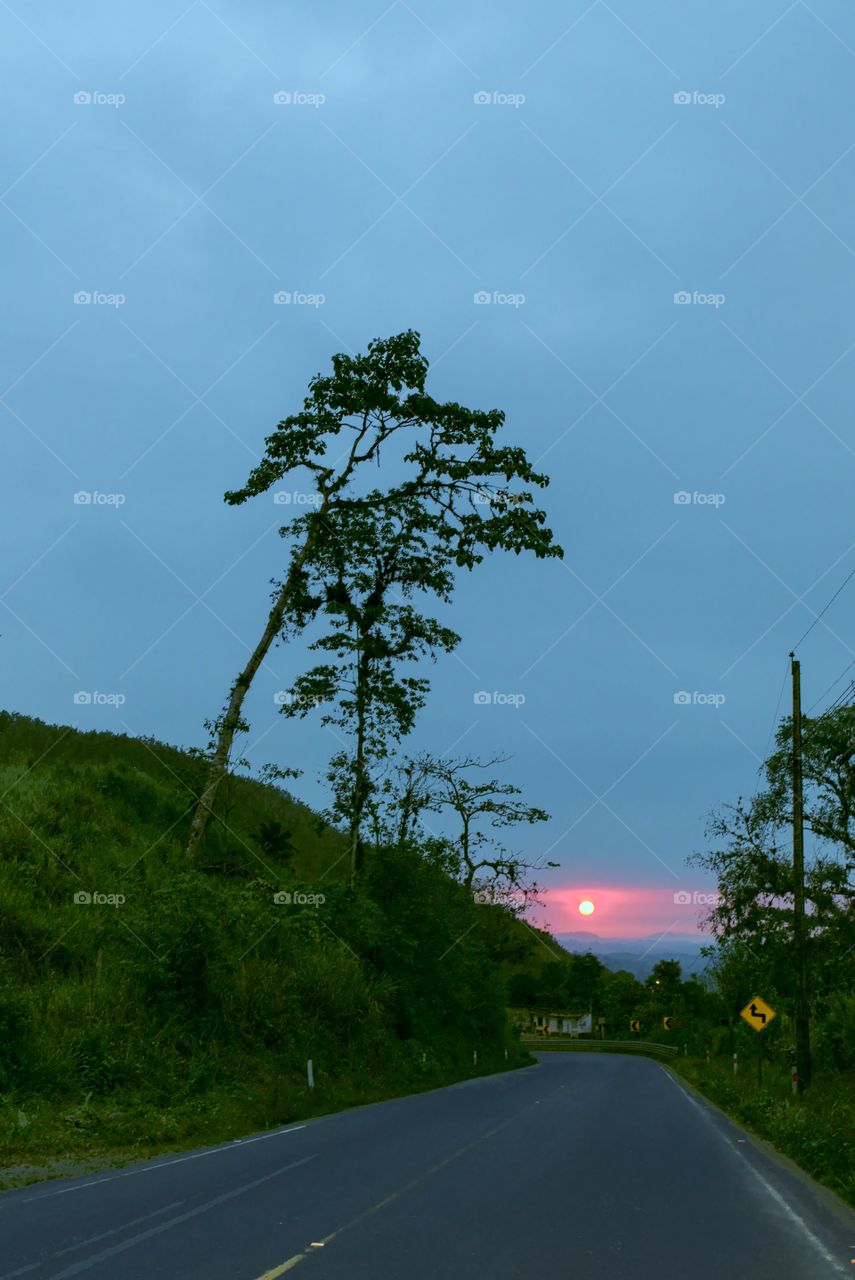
[578,900,595,916]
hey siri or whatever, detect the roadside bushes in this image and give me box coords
[813,992,855,1072]
[0,956,32,1089]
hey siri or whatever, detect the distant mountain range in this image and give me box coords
[553,930,711,980]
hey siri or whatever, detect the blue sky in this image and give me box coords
[3,1,855,938]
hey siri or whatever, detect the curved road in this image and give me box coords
[1,1054,853,1278]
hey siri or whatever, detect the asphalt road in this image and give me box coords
[2,1053,853,1279]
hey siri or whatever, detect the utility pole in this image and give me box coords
[789,653,811,1092]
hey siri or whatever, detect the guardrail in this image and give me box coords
[521,1037,678,1058]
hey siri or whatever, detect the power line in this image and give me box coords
[807,658,855,715]
[792,563,855,653]
[823,678,855,717]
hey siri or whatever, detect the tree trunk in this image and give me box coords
[461,815,474,888]
[396,763,417,850]
[348,648,370,888]
[185,520,322,860]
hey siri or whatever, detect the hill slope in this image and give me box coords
[0,711,528,1170]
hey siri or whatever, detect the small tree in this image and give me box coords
[382,752,556,900]
[367,753,444,852]
[255,820,296,863]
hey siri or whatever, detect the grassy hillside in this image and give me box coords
[0,711,530,1177]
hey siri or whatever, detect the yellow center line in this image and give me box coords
[256,1253,308,1278]
[253,1102,539,1278]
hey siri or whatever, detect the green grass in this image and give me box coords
[0,1048,532,1189]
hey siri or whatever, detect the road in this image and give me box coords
[1,1053,853,1279]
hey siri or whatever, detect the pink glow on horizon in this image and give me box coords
[537,883,714,938]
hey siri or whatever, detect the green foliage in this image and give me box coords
[760,706,855,857]
[255,821,295,862]
[224,330,563,577]
[813,991,855,1072]
[0,712,529,1169]
[504,948,729,1054]
[0,955,32,1088]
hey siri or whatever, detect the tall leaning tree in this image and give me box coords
[185,330,563,860]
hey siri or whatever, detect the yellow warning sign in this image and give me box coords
[740,997,776,1032]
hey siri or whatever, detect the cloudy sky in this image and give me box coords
[3,1,854,940]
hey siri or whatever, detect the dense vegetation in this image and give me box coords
[0,711,536,1177]
[690,705,855,1071]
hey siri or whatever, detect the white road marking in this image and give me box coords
[40,1155,315,1279]
[20,1125,308,1202]
[0,1199,185,1279]
[660,1067,846,1275]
